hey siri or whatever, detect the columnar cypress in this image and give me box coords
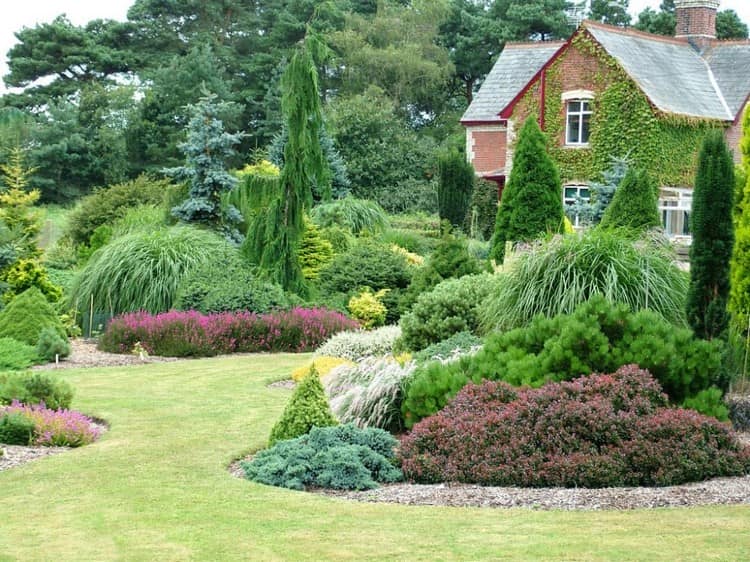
[687,131,735,340]
[489,116,564,263]
[599,167,660,231]
[437,150,475,229]
[248,37,331,295]
[729,107,750,341]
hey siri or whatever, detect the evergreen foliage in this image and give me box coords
[268,366,338,447]
[599,168,660,231]
[166,93,245,243]
[490,116,564,263]
[0,337,38,370]
[0,413,34,445]
[437,149,474,228]
[0,288,65,346]
[299,218,334,281]
[35,326,72,362]
[464,178,498,241]
[0,371,74,409]
[248,39,331,295]
[730,110,750,343]
[687,131,735,341]
[566,156,628,226]
[310,197,389,235]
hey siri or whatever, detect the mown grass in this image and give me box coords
[37,204,70,250]
[0,354,748,561]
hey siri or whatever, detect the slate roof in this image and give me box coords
[462,21,750,124]
[460,42,564,123]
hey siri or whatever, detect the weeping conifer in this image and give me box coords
[247,37,331,295]
[687,130,735,340]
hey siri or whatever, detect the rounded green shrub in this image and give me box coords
[600,168,660,232]
[242,424,402,491]
[175,250,287,314]
[0,413,35,445]
[268,367,338,446]
[400,273,499,352]
[0,371,74,409]
[0,338,39,370]
[318,240,412,297]
[0,288,66,346]
[482,229,689,332]
[403,297,724,427]
[68,226,230,315]
[65,175,174,245]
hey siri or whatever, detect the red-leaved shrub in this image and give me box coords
[98,308,359,357]
[399,365,750,487]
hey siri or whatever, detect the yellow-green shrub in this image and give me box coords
[291,356,354,382]
[348,288,388,329]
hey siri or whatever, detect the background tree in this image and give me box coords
[246,37,331,294]
[165,93,245,243]
[490,116,564,263]
[716,10,749,40]
[634,0,675,36]
[491,0,573,42]
[437,150,475,228]
[599,167,659,231]
[589,0,631,26]
[567,155,628,226]
[687,131,735,341]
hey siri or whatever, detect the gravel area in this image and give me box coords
[32,339,178,370]
[0,444,71,472]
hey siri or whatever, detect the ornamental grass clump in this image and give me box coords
[482,229,689,332]
[325,357,417,432]
[98,307,358,357]
[399,366,750,488]
[1,401,101,447]
[314,325,402,361]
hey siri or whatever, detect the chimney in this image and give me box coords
[674,0,720,50]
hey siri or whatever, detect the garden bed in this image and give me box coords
[32,339,178,370]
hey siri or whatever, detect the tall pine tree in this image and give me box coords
[437,149,475,229]
[246,36,331,295]
[687,131,735,340]
[490,116,564,263]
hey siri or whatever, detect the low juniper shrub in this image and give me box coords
[242,424,403,491]
[99,308,359,357]
[0,337,39,370]
[399,366,750,488]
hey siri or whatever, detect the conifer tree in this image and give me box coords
[248,36,331,295]
[437,149,475,229]
[729,107,750,343]
[166,92,244,243]
[490,116,564,263]
[687,131,735,340]
[599,167,660,231]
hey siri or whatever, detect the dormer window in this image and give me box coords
[562,91,594,146]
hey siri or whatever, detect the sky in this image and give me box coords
[1,0,749,93]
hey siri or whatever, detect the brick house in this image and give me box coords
[461,0,750,237]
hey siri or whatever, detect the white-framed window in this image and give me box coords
[563,184,590,227]
[565,100,592,145]
[658,187,692,239]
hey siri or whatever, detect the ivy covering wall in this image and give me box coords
[511,31,725,187]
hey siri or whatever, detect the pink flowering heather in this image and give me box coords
[98,308,359,357]
[2,401,102,447]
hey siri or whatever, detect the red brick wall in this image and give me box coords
[725,102,747,164]
[675,5,718,38]
[468,128,507,175]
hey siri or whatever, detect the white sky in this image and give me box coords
[1,0,749,93]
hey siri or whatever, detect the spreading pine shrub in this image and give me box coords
[403,296,723,427]
[243,424,402,491]
[482,229,689,332]
[0,413,35,445]
[99,308,359,357]
[0,288,66,347]
[35,327,72,362]
[0,372,74,410]
[400,366,750,487]
[268,367,338,446]
[0,337,39,370]
[400,273,499,352]
[314,326,402,361]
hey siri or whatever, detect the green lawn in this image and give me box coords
[1,354,748,561]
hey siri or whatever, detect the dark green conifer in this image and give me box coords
[437,150,475,229]
[687,131,735,340]
[599,168,660,231]
[490,116,564,263]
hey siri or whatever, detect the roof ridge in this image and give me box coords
[504,41,566,49]
[583,20,688,46]
[699,57,733,119]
